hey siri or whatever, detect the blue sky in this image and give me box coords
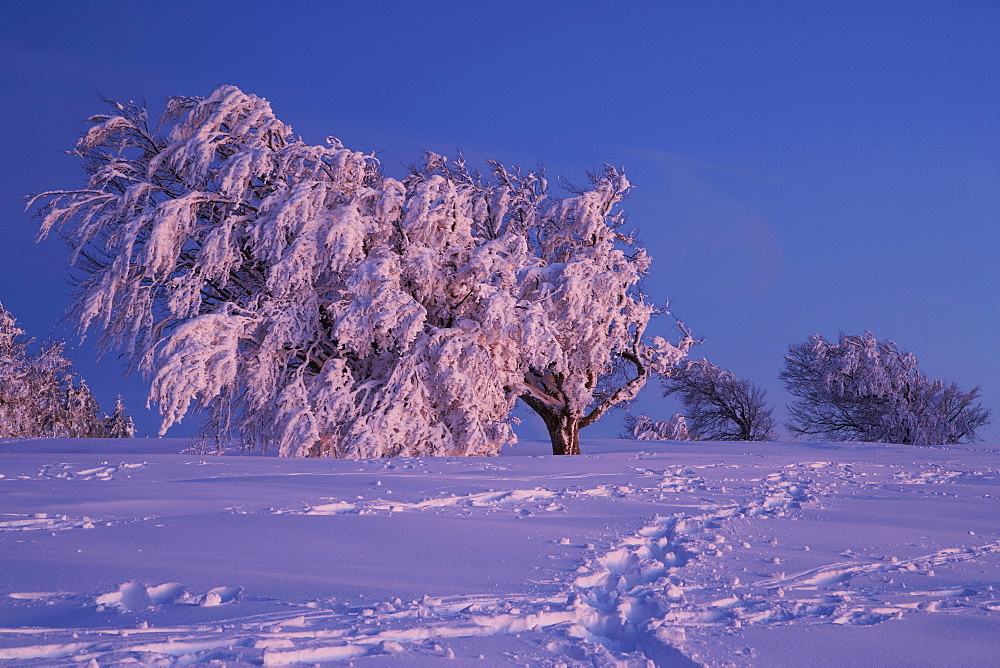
[1,1,997,441]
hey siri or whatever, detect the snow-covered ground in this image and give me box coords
[1,437,998,666]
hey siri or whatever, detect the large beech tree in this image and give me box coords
[31,86,692,456]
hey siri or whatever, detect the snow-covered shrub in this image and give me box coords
[31,86,693,456]
[780,332,991,445]
[0,303,129,438]
[623,413,689,441]
[662,359,774,441]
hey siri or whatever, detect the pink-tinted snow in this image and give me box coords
[1,437,998,665]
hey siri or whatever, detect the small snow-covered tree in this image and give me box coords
[780,332,991,445]
[623,413,689,441]
[663,359,774,441]
[0,303,119,438]
[105,395,136,438]
[31,86,693,457]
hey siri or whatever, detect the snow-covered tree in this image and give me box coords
[52,379,107,438]
[623,413,689,441]
[105,395,136,438]
[780,332,991,445]
[662,359,774,441]
[31,86,693,457]
[0,305,37,436]
[1,304,71,437]
[0,302,120,438]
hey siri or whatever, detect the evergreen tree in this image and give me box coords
[105,395,136,438]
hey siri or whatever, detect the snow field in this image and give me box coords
[1,438,999,665]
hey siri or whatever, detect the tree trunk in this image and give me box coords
[520,394,583,455]
[541,409,581,456]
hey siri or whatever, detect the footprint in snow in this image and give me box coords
[37,461,147,481]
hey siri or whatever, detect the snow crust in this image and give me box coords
[1,437,999,665]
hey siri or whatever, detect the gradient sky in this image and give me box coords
[1,1,997,442]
